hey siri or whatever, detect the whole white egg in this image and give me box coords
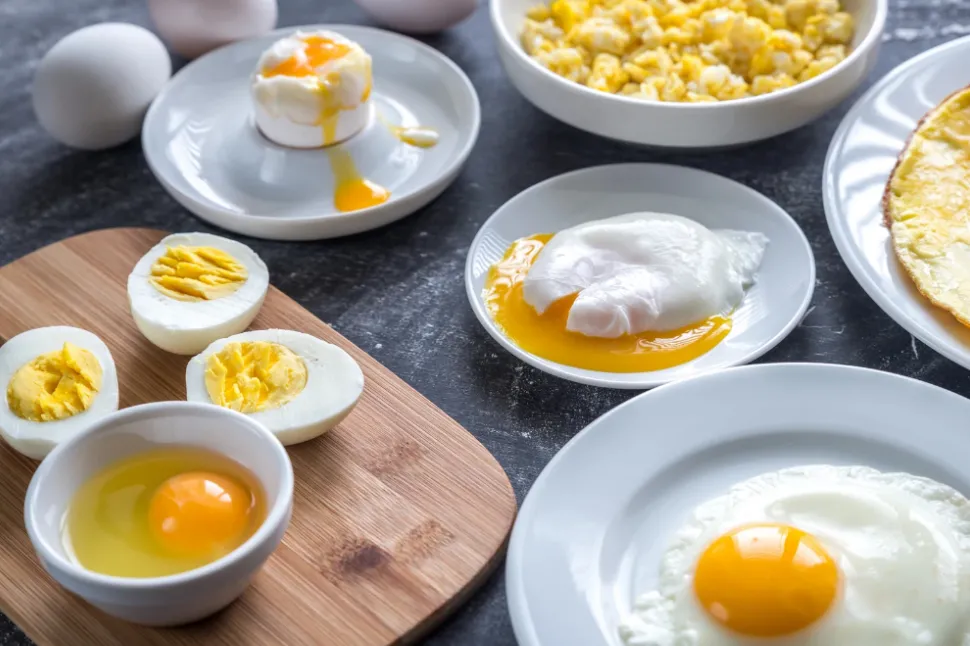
[353,0,477,34]
[148,0,278,60]
[619,465,970,646]
[32,23,171,150]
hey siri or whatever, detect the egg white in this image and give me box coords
[619,465,970,646]
[127,233,269,356]
[0,326,119,460]
[184,329,364,445]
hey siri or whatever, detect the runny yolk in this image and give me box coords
[148,472,254,558]
[693,523,839,637]
[261,35,352,78]
[328,145,390,213]
[483,234,732,372]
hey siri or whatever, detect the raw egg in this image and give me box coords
[65,447,266,578]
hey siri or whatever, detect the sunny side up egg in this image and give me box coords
[483,213,767,372]
[66,447,266,578]
[0,326,119,459]
[619,466,970,645]
[128,233,270,356]
[185,329,364,446]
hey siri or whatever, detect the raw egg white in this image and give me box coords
[184,329,364,445]
[127,233,269,356]
[0,327,119,459]
[484,213,767,372]
[619,465,970,645]
[148,0,278,60]
[32,23,171,150]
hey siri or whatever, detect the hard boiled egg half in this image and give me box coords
[128,233,269,355]
[0,326,119,459]
[185,330,364,445]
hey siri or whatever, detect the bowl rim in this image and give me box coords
[489,0,889,110]
[24,400,295,591]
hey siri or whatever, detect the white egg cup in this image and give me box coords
[24,402,293,627]
[253,99,373,149]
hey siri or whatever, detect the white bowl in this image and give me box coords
[490,0,887,148]
[24,401,294,627]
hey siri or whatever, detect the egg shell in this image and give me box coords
[148,0,278,60]
[353,0,477,34]
[185,329,364,445]
[32,23,171,151]
[127,233,270,356]
[0,327,119,460]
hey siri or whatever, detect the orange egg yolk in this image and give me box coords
[148,471,254,558]
[483,234,732,372]
[329,147,390,213]
[262,35,352,79]
[693,523,840,637]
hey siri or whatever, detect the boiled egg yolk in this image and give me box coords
[148,471,254,557]
[150,245,248,302]
[6,342,102,422]
[262,35,353,79]
[483,235,732,372]
[693,523,839,637]
[204,341,308,414]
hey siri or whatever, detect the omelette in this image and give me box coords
[885,85,970,327]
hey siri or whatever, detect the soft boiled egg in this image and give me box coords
[886,85,970,328]
[0,326,119,459]
[185,330,364,445]
[619,465,970,645]
[483,212,767,372]
[128,233,269,356]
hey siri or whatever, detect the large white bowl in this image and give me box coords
[490,0,887,148]
[24,401,294,627]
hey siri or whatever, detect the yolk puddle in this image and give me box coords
[262,35,351,78]
[483,234,732,372]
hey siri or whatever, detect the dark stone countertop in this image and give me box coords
[2,0,968,643]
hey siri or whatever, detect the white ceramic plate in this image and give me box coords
[824,36,970,369]
[506,362,970,646]
[464,164,815,388]
[142,25,480,241]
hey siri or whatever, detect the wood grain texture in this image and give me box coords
[0,228,516,646]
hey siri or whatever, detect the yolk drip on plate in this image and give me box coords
[483,235,732,372]
[327,145,391,213]
[6,342,102,422]
[150,245,248,301]
[66,446,266,578]
[204,340,308,414]
[693,523,839,637]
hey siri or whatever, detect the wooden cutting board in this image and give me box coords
[0,228,516,645]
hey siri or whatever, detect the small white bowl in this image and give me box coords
[490,0,887,148]
[24,401,294,627]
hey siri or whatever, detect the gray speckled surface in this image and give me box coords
[2,0,969,643]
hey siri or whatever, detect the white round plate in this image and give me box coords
[506,362,970,646]
[464,164,815,389]
[143,25,480,241]
[824,36,970,369]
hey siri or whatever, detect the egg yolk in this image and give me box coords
[205,341,308,414]
[262,35,352,79]
[483,235,732,372]
[693,523,839,637]
[150,245,247,302]
[148,472,254,558]
[328,147,391,213]
[6,342,101,422]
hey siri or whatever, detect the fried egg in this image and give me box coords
[0,326,119,459]
[886,85,970,327]
[619,466,970,645]
[127,233,269,356]
[184,329,364,445]
[483,213,767,372]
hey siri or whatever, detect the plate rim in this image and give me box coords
[463,163,817,389]
[142,23,482,240]
[823,34,970,370]
[505,361,970,646]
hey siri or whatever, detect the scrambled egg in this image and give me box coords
[521,0,854,102]
[150,245,248,302]
[204,341,308,414]
[6,342,102,422]
[885,86,970,327]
